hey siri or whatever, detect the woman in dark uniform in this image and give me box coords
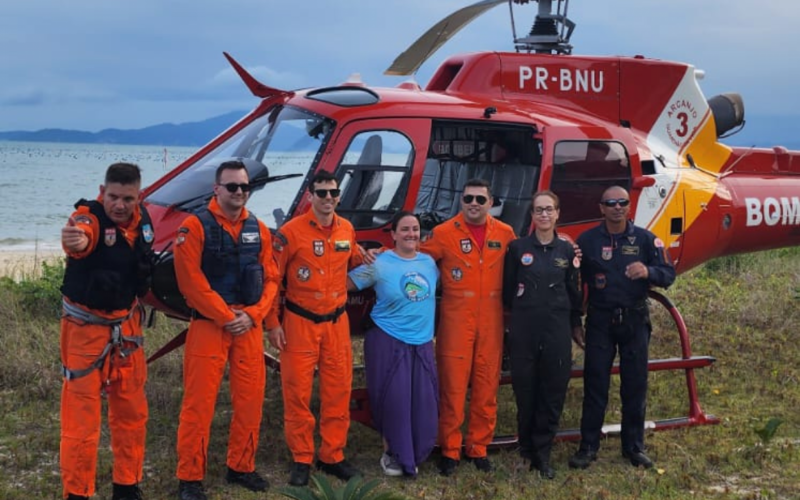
[503,190,583,479]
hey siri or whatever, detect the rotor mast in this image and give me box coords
[512,0,575,54]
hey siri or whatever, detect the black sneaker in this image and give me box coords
[178,480,207,500]
[437,456,459,476]
[112,483,143,500]
[316,459,361,481]
[226,467,269,492]
[288,462,310,486]
[466,455,493,472]
[622,449,654,469]
[568,449,598,469]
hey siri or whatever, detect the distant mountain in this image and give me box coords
[0,111,247,147]
[0,110,797,150]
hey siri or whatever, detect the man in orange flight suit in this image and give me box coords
[267,170,365,487]
[173,160,279,500]
[422,178,516,476]
[60,162,154,500]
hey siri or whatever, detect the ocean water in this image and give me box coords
[0,141,195,250]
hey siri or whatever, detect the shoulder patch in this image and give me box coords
[273,231,288,252]
[654,238,665,248]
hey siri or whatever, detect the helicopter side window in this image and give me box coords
[550,141,631,225]
[414,123,541,236]
[335,130,414,229]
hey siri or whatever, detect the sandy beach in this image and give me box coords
[0,249,63,280]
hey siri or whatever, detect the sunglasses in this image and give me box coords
[601,198,631,207]
[314,188,341,198]
[462,194,489,205]
[221,182,252,193]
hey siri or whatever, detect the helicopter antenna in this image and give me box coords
[512,0,575,54]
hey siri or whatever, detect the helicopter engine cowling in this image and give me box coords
[708,92,745,137]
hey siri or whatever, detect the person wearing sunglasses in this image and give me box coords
[420,178,517,476]
[59,162,154,500]
[266,170,368,486]
[502,190,582,479]
[569,186,675,471]
[173,160,280,499]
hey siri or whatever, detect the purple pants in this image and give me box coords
[364,326,439,476]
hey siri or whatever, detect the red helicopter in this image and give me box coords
[141,0,800,445]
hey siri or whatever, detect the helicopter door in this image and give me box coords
[549,140,633,227]
[326,119,431,233]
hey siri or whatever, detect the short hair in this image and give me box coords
[215,160,248,184]
[531,190,560,209]
[600,185,629,201]
[390,210,420,231]
[308,170,338,191]
[464,178,492,197]
[105,162,141,186]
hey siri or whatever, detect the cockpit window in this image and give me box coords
[146,105,335,228]
[550,141,631,225]
[335,130,414,229]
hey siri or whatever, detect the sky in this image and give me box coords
[2,0,799,135]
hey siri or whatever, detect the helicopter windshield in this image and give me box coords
[146,105,334,228]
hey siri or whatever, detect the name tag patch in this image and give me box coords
[334,240,351,252]
[621,245,639,256]
[242,232,260,244]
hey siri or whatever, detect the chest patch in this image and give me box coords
[313,240,325,256]
[594,273,607,289]
[601,246,613,261]
[460,238,472,254]
[142,224,154,243]
[451,267,463,281]
[242,232,260,244]
[104,228,117,246]
[488,240,501,250]
[621,245,639,256]
[297,266,311,282]
[554,258,569,268]
[334,240,351,252]
[520,253,534,266]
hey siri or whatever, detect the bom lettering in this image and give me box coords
[745,197,800,226]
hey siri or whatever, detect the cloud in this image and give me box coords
[1,0,799,131]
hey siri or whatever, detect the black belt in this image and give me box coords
[190,309,209,321]
[285,300,346,324]
[589,302,648,326]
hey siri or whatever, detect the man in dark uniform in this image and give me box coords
[569,186,675,470]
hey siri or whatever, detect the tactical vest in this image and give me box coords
[197,209,263,305]
[61,200,154,312]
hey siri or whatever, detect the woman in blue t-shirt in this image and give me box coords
[347,211,439,477]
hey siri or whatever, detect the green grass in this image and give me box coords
[0,249,798,499]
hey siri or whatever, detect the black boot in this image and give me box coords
[66,495,89,500]
[112,483,143,500]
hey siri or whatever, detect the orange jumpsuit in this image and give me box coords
[174,197,279,480]
[60,204,148,499]
[266,210,362,464]
[422,213,516,460]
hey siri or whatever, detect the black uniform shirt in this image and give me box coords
[503,232,583,328]
[576,221,675,310]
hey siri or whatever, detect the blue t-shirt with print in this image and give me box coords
[348,250,439,345]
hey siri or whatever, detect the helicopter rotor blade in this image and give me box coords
[384,0,507,76]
